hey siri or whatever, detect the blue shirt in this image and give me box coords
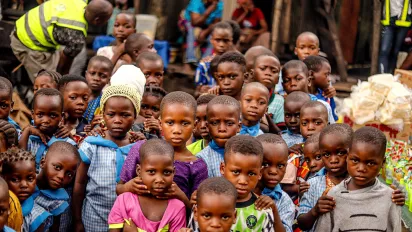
[196,143,224,178]
[281,130,304,148]
[316,89,338,121]
[262,185,295,232]
[184,0,223,25]
[195,56,216,87]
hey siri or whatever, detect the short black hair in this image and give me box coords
[47,141,80,162]
[136,52,164,68]
[285,91,311,105]
[36,69,63,85]
[33,88,64,112]
[253,53,279,68]
[241,82,269,97]
[197,94,217,106]
[281,60,308,79]
[58,74,88,92]
[0,76,13,98]
[144,86,167,99]
[217,51,246,73]
[139,139,174,163]
[207,95,240,115]
[88,55,114,73]
[197,177,237,204]
[212,21,233,37]
[117,11,137,26]
[320,123,353,147]
[160,91,197,118]
[0,120,18,148]
[305,131,320,145]
[224,135,263,162]
[225,20,241,44]
[352,126,387,157]
[1,147,34,175]
[257,133,287,146]
[125,33,151,58]
[303,55,329,72]
[300,101,328,121]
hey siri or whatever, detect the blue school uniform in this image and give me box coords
[238,123,264,137]
[316,89,338,121]
[34,187,69,217]
[79,135,135,232]
[196,140,224,178]
[22,195,52,232]
[59,186,73,232]
[281,130,304,148]
[2,226,15,232]
[262,185,295,232]
[7,117,21,132]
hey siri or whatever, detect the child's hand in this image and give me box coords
[207,86,220,95]
[55,124,73,139]
[190,190,197,207]
[87,126,106,137]
[123,218,137,232]
[162,182,186,200]
[144,117,161,133]
[129,131,146,143]
[323,86,336,98]
[91,115,104,128]
[255,195,275,211]
[289,143,303,154]
[178,228,193,232]
[391,186,406,206]
[125,177,150,195]
[299,182,310,196]
[27,126,49,144]
[312,195,335,217]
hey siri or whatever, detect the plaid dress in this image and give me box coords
[22,195,52,232]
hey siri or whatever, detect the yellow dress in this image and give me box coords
[8,190,23,232]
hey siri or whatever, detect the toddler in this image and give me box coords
[214,51,245,100]
[33,69,62,95]
[0,177,15,232]
[136,52,165,87]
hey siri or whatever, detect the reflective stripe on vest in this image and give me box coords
[16,0,88,51]
[382,0,412,27]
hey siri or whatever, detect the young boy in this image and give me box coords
[294,32,320,61]
[244,46,274,83]
[136,52,165,87]
[123,33,156,64]
[187,94,216,155]
[239,82,268,137]
[215,51,245,100]
[303,132,323,179]
[256,133,295,232]
[195,21,233,96]
[197,95,241,177]
[84,56,113,123]
[315,127,401,231]
[0,77,20,132]
[0,177,14,232]
[281,91,311,147]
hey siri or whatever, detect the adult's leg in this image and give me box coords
[378,24,395,73]
[69,44,87,76]
[388,26,409,73]
[184,21,198,63]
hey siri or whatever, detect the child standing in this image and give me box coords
[0,177,15,232]
[239,82,268,137]
[315,127,401,231]
[294,32,320,61]
[214,51,245,100]
[136,52,165,87]
[33,69,62,95]
[72,83,141,232]
[84,56,114,123]
[108,139,186,231]
[196,95,241,177]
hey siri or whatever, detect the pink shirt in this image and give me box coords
[108,192,186,231]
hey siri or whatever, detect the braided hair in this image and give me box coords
[0,120,18,148]
[144,86,167,100]
[36,69,63,85]
[1,147,35,175]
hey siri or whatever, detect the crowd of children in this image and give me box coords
[0,17,407,232]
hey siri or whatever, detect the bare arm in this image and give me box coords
[56,52,74,75]
[190,1,218,26]
[72,162,89,232]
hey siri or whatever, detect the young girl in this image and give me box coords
[108,139,186,231]
[73,83,142,232]
[33,69,62,95]
[132,86,167,139]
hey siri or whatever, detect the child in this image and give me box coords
[294,32,320,61]
[197,95,241,177]
[187,94,216,155]
[303,55,338,121]
[124,33,156,63]
[119,91,208,205]
[72,83,141,232]
[0,77,20,131]
[136,52,165,87]
[33,69,62,95]
[0,177,15,232]
[58,75,91,139]
[239,82,268,137]
[256,133,295,232]
[244,46,274,83]
[215,51,245,100]
[18,88,77,173]
[303,132,324,180]
[226,19,241,52]
[281,91,311,147]
[0,120,18,153]
[195,21,233,96]
[132,86,167,139]
[84,56,114,123]
[108,139,186,231]
[315,127,401,231]
[190,135,274,231]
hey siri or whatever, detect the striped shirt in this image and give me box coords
[281,131,304,148]
[268,94,284,124]
[262,185,295,232]
[196,146,223,178]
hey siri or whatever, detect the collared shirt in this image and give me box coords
[262,185,295,232]
[268,93,284,124]
[196,145,223,178]
[281,130,304,148]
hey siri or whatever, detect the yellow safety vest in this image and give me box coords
[382,0,412,27]
[15,0,88,51]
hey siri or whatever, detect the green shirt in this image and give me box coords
[187,139,205,155]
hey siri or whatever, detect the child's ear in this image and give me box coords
[220,161,225,175]
[10,101,14,112]
[237,121,241,133]
[258,166,263,180]
[233,209,237,224]
[294,47,298,56]
[308,70,314,78]
[135,164,141,177]
[40,157,46,169]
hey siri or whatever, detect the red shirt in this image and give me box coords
[232,7,265,30]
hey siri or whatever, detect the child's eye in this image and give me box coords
[54,165,61,171]
[230,75,237,80]
[337,150,347,156]
[259,101,266,105]
[141,104,149,110]
[245,99,251,103]
[351,158,359,164]
[152,107,160,112]
[11,178,19,183]
[367,161,376,166]
[232,170,240,175]
[164,170,172,175]
[166,121,173,126]
[28,176,35,182]
[147,170,155,174]
[226,121,234,126]
[222,215,230,220]
[262,163,269,168]
[315,121,323,125]
[278,164,285,169]
[66,172,74,178]
[323,153,330,158]
[202,213,211,219]
[0,104,8,109]
[210,121,218,126]
[144,73,150,78]
[69,96,76,100]
[248,172,256,176]
[301,121,307,126]
[36,113,43,118]
[315,155,322,160]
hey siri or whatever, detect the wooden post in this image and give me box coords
[271,0,283,53]
[371,0,382,75]
[282,0,292,44]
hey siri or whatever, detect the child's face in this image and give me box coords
[311,62,331,90]
[85,61,111,94]
[216,62,245,99]
[135,35,156,58]
[160,103,195,148]
[63,81,90,119]
[33,75,57,95]
[300,107,328,139]
[195,104,209,139]
[140,95,161,119]
[0,90,12,120]
[319,133,349,177]
[4,160,36,201]
[284,101,306,134]
[261,142,288,189]
[32,95,63,136]
[103,97,136,139]
[211,28,233,55]
[113,14,136,42]
[304,142,324,174]
[221,153,262,202]
[294,35,320,60]
[253,56,281,90]
[207,104,241,147]
[138,154,174,197]
[240,86,268,125]
[0,188,8,230]
[40,152,79,189]
[195,193,236,232]
[139,59,164,87]
[347,142,384,190]
[282,67,309,94]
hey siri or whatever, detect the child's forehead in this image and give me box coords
[301,106,328,118]
[227,152,262,167]
[34,95,62,107]
[217,62,244,72]
[296,34,319,46]
[139,58,163,68]
[262,143,288,160]
[212,27,233,37]
[116,13,134,21]
[255,55,280,66]
[284,100,306,111]
[242,86,269,98]
[304,142,320,155]
[207,104,239,116]
[284,67,307,77]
